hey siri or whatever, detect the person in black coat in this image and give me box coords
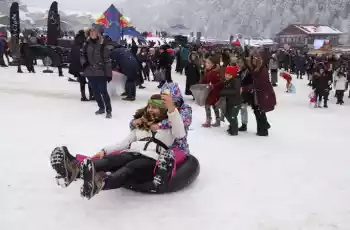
[312,68,331,108]
[137,47,151,81]
[110,47,140,101]
[185,51,201,98]
[69,30,93,101]
[157,45,173,88]
[294,53,306,79]
[0,37,7,67]
[18,38,35,73]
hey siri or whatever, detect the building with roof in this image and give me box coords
[275,24,343,48]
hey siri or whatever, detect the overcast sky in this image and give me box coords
[22,0,125,13]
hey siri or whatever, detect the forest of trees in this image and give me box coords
[118,0,350,43]
[1,0,350,43]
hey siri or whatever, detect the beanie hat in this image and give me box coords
[225,66,240,77]
[148,98,167,110]
[91,24,104,34]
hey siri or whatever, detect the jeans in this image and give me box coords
[89,77,112,112]
[240,103,248,125]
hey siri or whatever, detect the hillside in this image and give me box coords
[0,0,349,43]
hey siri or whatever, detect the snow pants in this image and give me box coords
[335,90,345,104]
[94,152,156,190]
[315,90,329,106]
[225,105,240,134]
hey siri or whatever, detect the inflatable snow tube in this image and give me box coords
[124,154,200,194]
[76,152,200,194]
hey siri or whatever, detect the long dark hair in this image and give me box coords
[133,94,168,130]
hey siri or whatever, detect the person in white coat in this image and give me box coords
[334,70,348,105]
[51,93,186,199]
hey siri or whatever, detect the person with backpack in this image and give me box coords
[82,25,113,119]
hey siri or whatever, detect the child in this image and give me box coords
[280,72,293,92]
[219,66,241,135]
[199,56,223,127]
[334,70,348,105]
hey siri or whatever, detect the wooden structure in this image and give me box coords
[275,24,343,49]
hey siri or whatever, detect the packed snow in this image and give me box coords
[1,66,350,230]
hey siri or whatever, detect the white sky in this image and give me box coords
[21,0,126,13]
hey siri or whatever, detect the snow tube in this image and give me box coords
[76,150,200,194]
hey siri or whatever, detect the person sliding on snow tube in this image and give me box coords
[130,82,192,155]
[51,94,187,199]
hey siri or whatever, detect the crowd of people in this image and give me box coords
[1,26,350,126]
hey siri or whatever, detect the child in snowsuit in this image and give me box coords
[280,72,292,92]
[334,70,348,105]
[219,66,241,135]
[199,55,223,127]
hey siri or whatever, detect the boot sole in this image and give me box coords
[50,147,70,187]
[80,159,95,199]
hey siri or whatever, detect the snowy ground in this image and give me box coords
[1,66,350,230]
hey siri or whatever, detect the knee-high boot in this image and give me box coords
[254,109,270,136]
[80,82,88,101]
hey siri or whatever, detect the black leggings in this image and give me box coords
[94,152,156,190]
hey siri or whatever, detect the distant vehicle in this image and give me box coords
[29,38,73,66]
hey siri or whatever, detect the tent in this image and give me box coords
[95,4,121,42]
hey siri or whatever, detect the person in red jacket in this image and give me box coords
[199,55,223,127]
[280,72,292,92]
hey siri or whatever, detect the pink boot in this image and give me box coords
[202,119,211,128]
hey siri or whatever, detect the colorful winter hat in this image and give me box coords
[160,82,184,106]
[225,66,240,77]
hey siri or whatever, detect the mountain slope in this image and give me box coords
[0,0,97,31]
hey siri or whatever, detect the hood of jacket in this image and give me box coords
[160,82,184,107]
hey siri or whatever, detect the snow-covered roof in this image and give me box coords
[294,25,342,35]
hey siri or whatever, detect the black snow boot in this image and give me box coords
[106,112,112,119]
[50,146,80,187]
[238,124,247,132]
[95,109,105,115]
[255,110,270,137]
[80,158,106,200]
[122,97,136,101]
